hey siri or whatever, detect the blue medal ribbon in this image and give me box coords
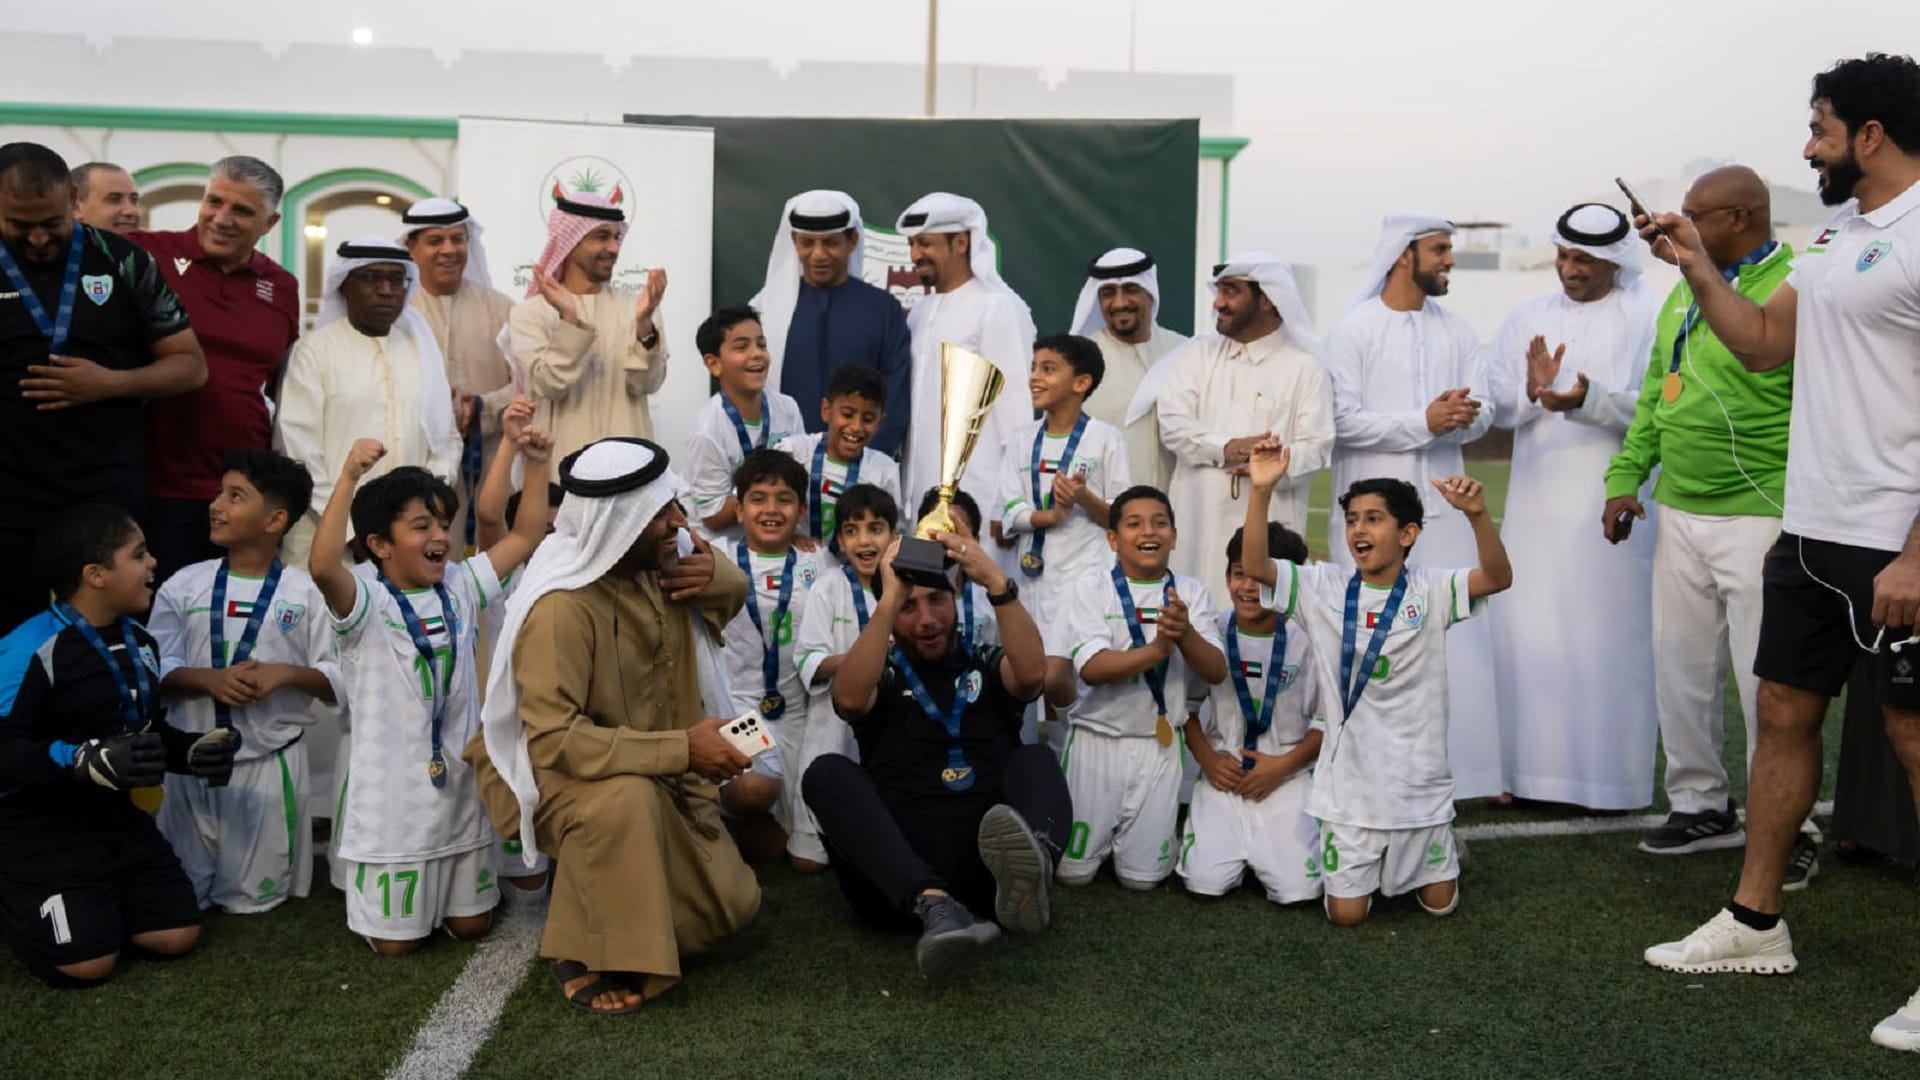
[734,541,797,720]
[842,563,870,630]
[0,225,87,353]
[1109,564,1169,723]
[1226,619,1287,771]
[379,578,459,788]
[210,558,284,729]
[959,582,976,658]
[54,602,152,731]
[1021,413,1088,578]
[810,437,861,555]
[1668,239,1779,378]
[1339,569,1408,717]
[721,393,771,460]
[890,646,976,791]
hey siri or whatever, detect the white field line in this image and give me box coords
[385,893,544,1080]
[398,799,1837,1079]
[1456,800,1833,842]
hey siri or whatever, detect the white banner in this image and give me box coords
[455,116,714,462]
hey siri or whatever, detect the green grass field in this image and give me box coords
[8,458,1918,1078]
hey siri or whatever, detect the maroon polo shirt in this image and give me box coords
[130,228,301,501]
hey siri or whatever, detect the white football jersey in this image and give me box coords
[722,543,827,721]
[686,390,806,541]
[330,556,509,863]
[1263,560,1476,830]
[773,432,903,544]
[996,414,1130,585]
[150,558,342,761]
[1196,610,1323,758]
[1062,568,1222,739]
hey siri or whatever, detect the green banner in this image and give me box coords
[627,115,1200,337]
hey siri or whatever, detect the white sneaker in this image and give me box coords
[1871,987,1920,1051]
[1643,908,1798,974]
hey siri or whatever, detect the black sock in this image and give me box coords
[1728,901,1779,931]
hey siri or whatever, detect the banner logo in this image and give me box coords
[860,226,932,314]
[537,156,634,229]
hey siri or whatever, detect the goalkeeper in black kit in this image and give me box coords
[0,504,238,987]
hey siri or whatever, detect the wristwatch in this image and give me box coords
[986,580,1020,607]
[639,323,661,350]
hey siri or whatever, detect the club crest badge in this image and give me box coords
[273,600,306,633]
[80,274,112,306]
[960,670,984,704]
[1857,240,1892,272]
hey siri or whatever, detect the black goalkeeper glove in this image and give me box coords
[68,732,165,791]
[188,728,241,788]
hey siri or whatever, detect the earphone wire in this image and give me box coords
[1677,273,1914,653]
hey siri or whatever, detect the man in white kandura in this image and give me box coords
[1486,202,1661,809]
[1323,212,1501,800]
[273,236,461,567]
[1070,248,1189,490]
[894,193,1036,546]
[1156,252,1333,600]
[403,198,517,545]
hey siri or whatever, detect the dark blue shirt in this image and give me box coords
[778,278,913,457]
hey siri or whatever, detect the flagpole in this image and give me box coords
[924,0,939,117]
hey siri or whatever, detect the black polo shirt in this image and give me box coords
[0,226,191,512]
[850,641,1030,813]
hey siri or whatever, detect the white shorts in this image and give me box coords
[341,845,498,942]
[1319,820,1458,900]
[155,740,312,914]
[1178,769,1321,904]
[1057,727,1182,888]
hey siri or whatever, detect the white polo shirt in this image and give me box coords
[1784,179,1920,552]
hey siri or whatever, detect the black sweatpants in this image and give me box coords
[803,745,1072,933]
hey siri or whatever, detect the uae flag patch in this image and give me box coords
[1239,659,1265,679]
[224,599,257,619]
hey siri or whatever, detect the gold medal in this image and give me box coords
[130,786,164,813]
[1154,713,1174,748]
[1661,371,1682,404]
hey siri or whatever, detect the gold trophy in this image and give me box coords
[893,342,1006,589]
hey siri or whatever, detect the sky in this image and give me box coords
[14,0,1920,264]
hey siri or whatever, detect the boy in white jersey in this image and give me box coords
[775,362,902,555]
[1178,521,1324,904]
[311,421,552,954]
[151,449,341,913]
[686,305,807,543]
[795,484,899,770]
[997,334,1130,746]
[1243,439,1511,925]
[717,449,830,870]
[1057,485,1227,889]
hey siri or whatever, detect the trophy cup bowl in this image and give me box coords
[892,342,1006,590]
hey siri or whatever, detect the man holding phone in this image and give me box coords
[1636,54,1920,1053]
[1601,166,1797,859]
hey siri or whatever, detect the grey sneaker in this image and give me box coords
[1638,801,1745,855]
[1781,834,1820,892]
[977,804,1051,935]
[911,892,999,983]
[1872,987,1920,1051]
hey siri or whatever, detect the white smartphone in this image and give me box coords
[720,712,777,759]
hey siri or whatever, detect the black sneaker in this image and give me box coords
[1782,834,1821,892]
[977,804,1051,935]
[911,893,999,983]
[1638,801,1746,855]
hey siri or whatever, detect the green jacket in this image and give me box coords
[1603,243,1794,515]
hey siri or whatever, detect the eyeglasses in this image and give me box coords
[347,270,410,290]
[1681,206,1745,222]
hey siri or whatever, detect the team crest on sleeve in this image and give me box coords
[273,600,306,634]
[80,275,113,306]
[960,670,984,704]
[1857,240,1892,272]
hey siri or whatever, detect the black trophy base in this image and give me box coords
[892,535,954,590]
